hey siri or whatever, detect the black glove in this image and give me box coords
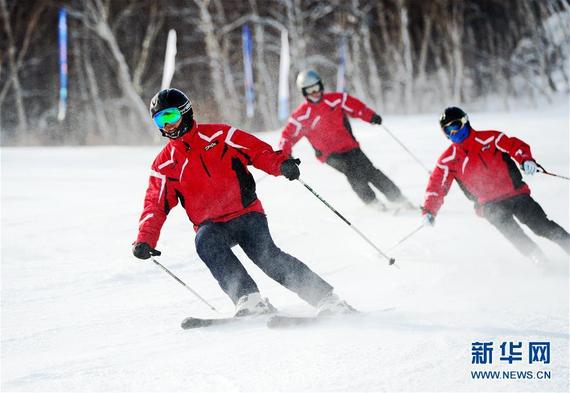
[132,242,161,260]
[370,114,383,125]
[280,158,301,181]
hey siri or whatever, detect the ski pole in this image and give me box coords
[380,124,432,175]
[537,163,570,180]
[151,257,218,312]
[389,224,425,252]
[297,178,396,265]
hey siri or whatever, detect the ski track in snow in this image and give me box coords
[1,107,569,392]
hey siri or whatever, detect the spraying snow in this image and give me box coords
[1,105,568,392]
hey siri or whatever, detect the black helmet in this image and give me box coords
[149,88,194,139]
[439,107,471,143]
[439,107,468,128]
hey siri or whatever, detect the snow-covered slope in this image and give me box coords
[2,105,568,392]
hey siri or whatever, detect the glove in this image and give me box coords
[370,114,383,125]
[522,160,537,175]
[422,213,435,227]
[132,242,161,260]
[280,158,301,181]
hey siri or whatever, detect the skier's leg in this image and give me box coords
[195,221,259,304]
[353,149,404,202]
[481,199,543,257]
[512,195,570,254]
[232,212,334,307]
[327,151,377,203]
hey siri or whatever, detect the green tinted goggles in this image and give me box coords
[153,107,182,129]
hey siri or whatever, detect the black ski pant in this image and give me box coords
[481,194,570,256]
[195,212,333,306]
[326,148,403,204]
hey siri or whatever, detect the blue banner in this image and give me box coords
[57,8,67,121]
[242,25,255,118]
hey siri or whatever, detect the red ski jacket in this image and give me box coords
[136,122,288,247]
[279,92,377,162]
[423,129,534,216]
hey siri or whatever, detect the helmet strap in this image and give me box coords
[160,116,194,139]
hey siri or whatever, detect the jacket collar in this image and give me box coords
[170,120,197,150]
[453,127,477,149]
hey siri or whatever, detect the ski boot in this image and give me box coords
[316,293,357,317]
[234,292,277,317]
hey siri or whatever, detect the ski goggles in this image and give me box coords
[303,83,322,94]
[442,116,468,137]
[153,107,182,129]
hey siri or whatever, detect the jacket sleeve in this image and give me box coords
[227,128,288,176]
[278,117,304,157]
[135,164,179,248]
[494,132,534,165]
[422,154,456,216]
[342,94,376,122]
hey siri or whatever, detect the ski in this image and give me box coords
[181,316,240,329]
[267,307,396,329]
[183,314,348,330]
[183,308,395,330]
[181,313,274,330]
[266,315,326,328]
[267,312,362,329]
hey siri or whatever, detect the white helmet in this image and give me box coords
[296,69,322,89]
[296,69,324,96]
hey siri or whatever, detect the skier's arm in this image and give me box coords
[494,132,534,165]
[226,128,288,176]
[135,166,179,248]
[342,94,377,123]
[278,119,305,157]
[422,161,455,217]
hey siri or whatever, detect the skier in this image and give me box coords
[132,88,355,317]
[422,106,570,262]
[278,69,414,210]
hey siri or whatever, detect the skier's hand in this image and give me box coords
[422,213,435,227]
[522,160,537,175]
[281,158,301,181]
[370,114,383,125]
[132,242,161,260]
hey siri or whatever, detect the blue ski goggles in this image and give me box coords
[443,120,463,135]
[442,116,470,143]
[153,107,182,129]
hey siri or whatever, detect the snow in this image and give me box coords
[1,104,569,392]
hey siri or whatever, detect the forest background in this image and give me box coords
[1,0,568,145]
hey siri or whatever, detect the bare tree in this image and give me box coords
[213,0,241,117]
[192,0,231,121]
[132,0,164,93]
[447,2,465,103]
[0,0,45,130]
[2,0,567,144]
[359,10,383,108]
[69,0,153,136]
[396,0,414,110]
[249,0,278,129]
